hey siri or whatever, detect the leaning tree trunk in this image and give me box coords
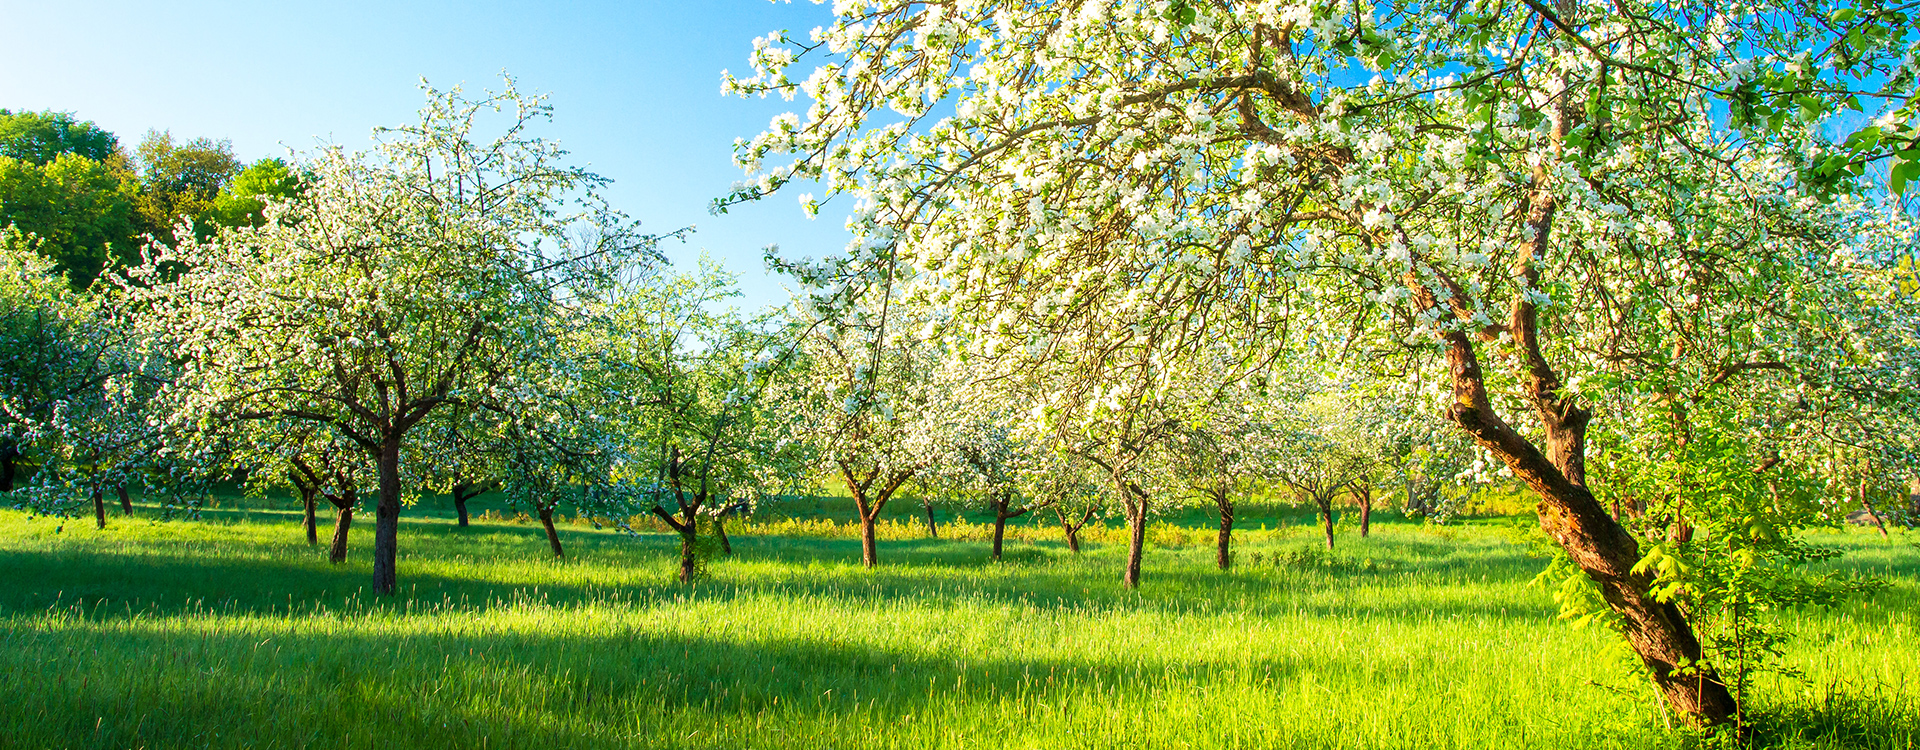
[92,486,106,530]
[1421,289,1739,725]
[714,515,732,556]
[372,438,402,595]
[923,500,939,538]
[1858,478,1890,540]
[302,489,318,545]
[1215,494,1234,571]
[454,491,472,528]
[117,485,133,517]
[328,506,354,563]
[537,506,565,559]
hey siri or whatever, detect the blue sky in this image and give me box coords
[0,0,846,310]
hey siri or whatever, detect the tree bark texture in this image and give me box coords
[1215,497,1234,571]
[0,443,14,492]
[455,493,471,528]
[538,506,565,559]
[302,488,318,545]
[116,485,132,517]
[1124,504,1146,589]
[1356,485,1372,537]
[92,486,105,530]
[1858,479,1889,539]
[1317,497,1336,551]
[1055,507,1091,553]
[715,515,732,556]
[372,438,402,595]
[329,507,353,563]
[923,501,939,539]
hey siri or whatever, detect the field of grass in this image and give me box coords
[1,494,1914,750]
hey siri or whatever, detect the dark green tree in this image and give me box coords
[0,110,118,165]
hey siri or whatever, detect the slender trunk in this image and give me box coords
[1859,478,1889,539]
[1123,501,1146,589]
[1056,507,1088,553]
[538,506,565,558]
[302,488,318,545]
[92,486,105,530]
[329,506,353,563]
[1318,497,1335,551]
[923,500,939,539]
[991,495,1010,561]
[117,484,133,517]
[372,438,402,595]
[1358,486,1372,537]
[0,444,14,492]
[714,515,732,556]
[454,491,471,528]
[1216,495,1234,571]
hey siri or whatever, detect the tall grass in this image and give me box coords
[0,504,1912,749]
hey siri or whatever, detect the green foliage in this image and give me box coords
[131,130,242,240]
[0,151,140,288]
[209,157,306,228]
[0,109,118,165]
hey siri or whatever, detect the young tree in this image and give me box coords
[129,80,658,594]
[722,0,1920,725]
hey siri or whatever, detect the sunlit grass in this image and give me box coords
[0,504,1913,749]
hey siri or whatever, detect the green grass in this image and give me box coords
[0,499,1914,749]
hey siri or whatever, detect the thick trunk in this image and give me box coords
[302,489,318,545]
[1216,499,1234,571]
[454,492,471,528]
[329,507,353,563]
[677,520,698,583]
[538,506,565,558]
[860,515,879,568]
[372,438,402,595]
[923,501,939,538]
[1318,498,1335,551]
[1858,479,1889,539]
[92,486,105,530]
[117,485,133,517]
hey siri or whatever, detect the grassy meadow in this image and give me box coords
[0,492,1914,750]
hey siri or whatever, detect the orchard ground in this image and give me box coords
[1,491,1914,750]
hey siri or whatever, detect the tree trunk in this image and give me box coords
[1357,486,1372,537]
[302,488,318,545]
[454,490,471,528]
[676,516,701,583]
[991,495,1010,561]
[1858,478,1889,539]
[1318,497,1335,551]
[117,484,133,517]
[92,486,105,530]
[0,443,14,492]
[714,515,732,556]
[1123,503,1146,589]
[860,515,879,568]
[329,506,353,563]
[923,500,939,538]
[372,438,402,595]
[1056,507,1088,553]
[538,506,565,559]
[1216,496,1233,571]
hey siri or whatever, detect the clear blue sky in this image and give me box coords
[0,0,847,311]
